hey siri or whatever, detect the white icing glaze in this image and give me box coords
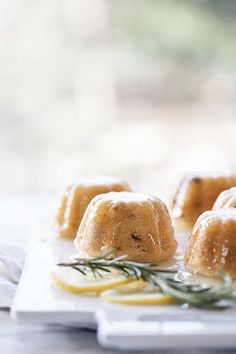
[213,187,236,209]
[69,175,128,187]
[194,208,236,229]
[91,191,157,204]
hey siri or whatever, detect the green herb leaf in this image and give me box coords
[58,254,236,309]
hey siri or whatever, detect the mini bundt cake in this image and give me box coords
[74,191,178,262]
[213,187,236,210]
[172,173,236,227]
[184,209,236,278]
[56,176,131,239]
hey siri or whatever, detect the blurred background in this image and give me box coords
[1,0,236,207]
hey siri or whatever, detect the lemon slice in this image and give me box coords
[51,267,131,294]
[100,280,175,305]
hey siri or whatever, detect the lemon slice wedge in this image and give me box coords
[51,267,131,294]
[100,280,175,305]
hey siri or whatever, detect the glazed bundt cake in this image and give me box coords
[213,187,236,210]
[184,209,236,278]
[172,173,236,227]
[56,176,131,239]
[74,191,178,262]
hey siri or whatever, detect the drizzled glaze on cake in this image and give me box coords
[75,191,178,263]
[184,208,236,278]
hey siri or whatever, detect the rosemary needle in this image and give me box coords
[58,255,236,309]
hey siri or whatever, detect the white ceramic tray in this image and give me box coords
[11,234,236,351]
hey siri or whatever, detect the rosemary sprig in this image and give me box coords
[58,255,236,309]
[153,274,236,309]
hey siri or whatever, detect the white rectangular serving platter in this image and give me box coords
[11,233,236,351]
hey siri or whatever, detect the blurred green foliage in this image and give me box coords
[110,0,236,67]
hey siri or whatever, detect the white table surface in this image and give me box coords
[1,193,236,354]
